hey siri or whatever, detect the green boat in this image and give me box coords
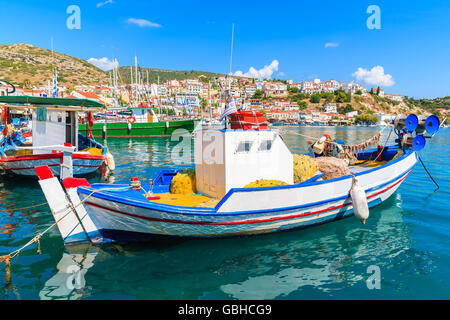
[81,119,197,138]
[78,104,198,138]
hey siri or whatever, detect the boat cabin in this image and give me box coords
[0,96,106,155]
[194,127,294,199]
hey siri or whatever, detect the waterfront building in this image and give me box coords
[323,103,337,114]
[385,94,403,102]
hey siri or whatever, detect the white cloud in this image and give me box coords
[88,57,119,71]
[234,60,279,80]
[352,66,395,87]
[96,0,113,8]
[325,42,339,48]
[127,18,162,28]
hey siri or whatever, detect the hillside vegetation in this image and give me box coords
[285,87,433,117]
[0,44,108,88]
[117,66,225,84]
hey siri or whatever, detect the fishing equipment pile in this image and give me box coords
[314,157,350,180]
[170,169,197,194]
[293,154,316,183]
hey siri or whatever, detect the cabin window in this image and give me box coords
[258,140,272,151]
[236,141,253,153]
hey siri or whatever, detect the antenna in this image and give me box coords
[229,23,234,76]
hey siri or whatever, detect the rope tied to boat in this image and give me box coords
[0,185,132,284]
[5,202,49,211]
[277,125,391,151]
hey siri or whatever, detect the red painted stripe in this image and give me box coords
[84,171,411,226]
[73,154,105,160]
[0,153,104,162]
[3,164,60,170]
[3,163,101,171]
[0,153,62,162]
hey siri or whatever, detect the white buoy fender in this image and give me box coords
[105,151,115,171]
[350,176,370,224]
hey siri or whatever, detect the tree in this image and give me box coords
[335,91,347,103]
[354,114,379,125]
[310,93,321,103]
[23,79,32,89]
[288,86,299,94]
[355,89,363,95]
[338,104,354,115]
[376,86,380,96]
[201,98,207,111]
[253,89,264,100]
[298,101,308,110]
[345,92,352,103]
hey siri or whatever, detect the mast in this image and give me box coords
[208,80,212,122]
[135,56,138,104]
[225,23,235,129]
[130,66,133,107]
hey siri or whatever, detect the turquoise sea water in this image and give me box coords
[0,126,449,300]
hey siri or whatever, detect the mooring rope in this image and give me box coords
[4,202,49,211]
[0,184,132,283]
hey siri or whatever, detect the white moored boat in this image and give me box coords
[35,112,441,244]
[0,96,114,178]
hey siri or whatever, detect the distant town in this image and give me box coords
[0,74,415,126]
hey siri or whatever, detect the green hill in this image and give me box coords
[0,43,108,88]
[117,66,226,84]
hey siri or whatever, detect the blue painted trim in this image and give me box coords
[214,149,415,210]
[78,160,414,218]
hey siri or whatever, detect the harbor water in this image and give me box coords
[0,126,449,300]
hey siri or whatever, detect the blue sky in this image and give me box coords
[1,0,449,98]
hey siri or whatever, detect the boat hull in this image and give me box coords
[75,150,417,242]
[0,153,105,177]
[80,120,197,138]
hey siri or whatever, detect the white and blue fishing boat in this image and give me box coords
[0,96,115,178]
[35,112,441,244]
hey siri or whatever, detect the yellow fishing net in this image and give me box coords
[14,149,33,156]
[150,193,215,207]
[293,154,316,184]
[170,169,197,194]
[80,148,103,156]
[244,180,289,188]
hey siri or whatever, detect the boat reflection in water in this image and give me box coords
[39,245,99,300]
[39,193,415,300]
